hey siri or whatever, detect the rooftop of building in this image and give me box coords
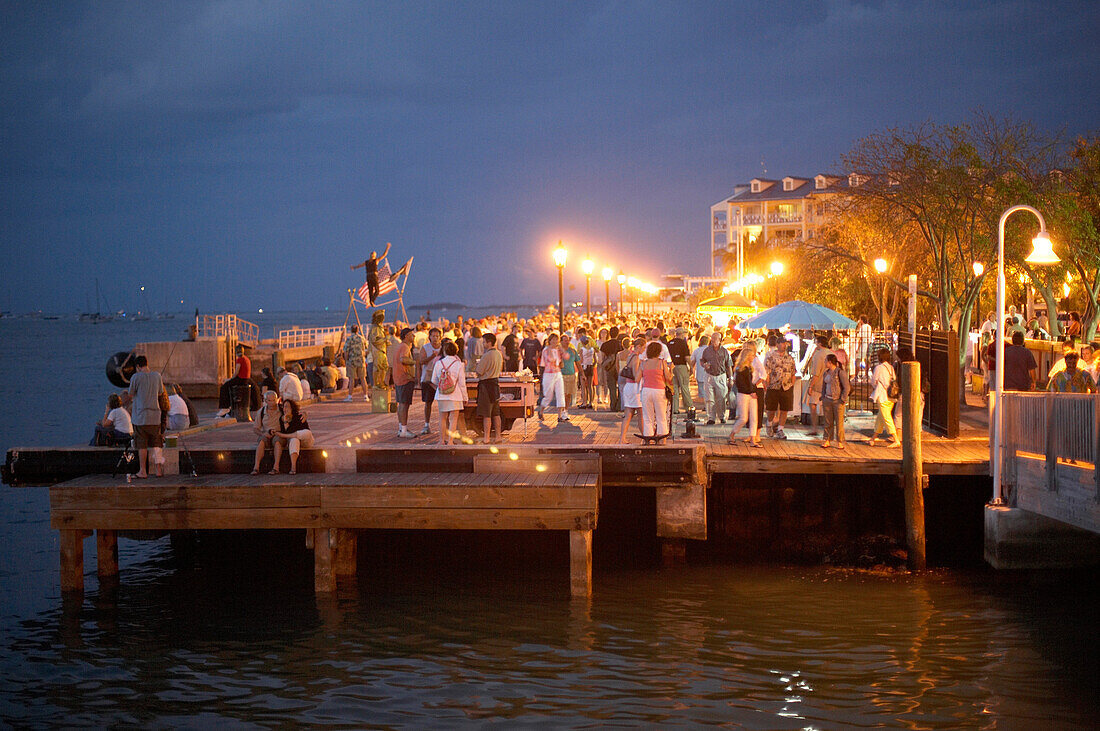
[714,173,859,205]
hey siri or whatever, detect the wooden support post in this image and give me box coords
[313,528,335,593]
[59,530,85,594]
[661,538,687,567]
[900,362,926,570]
[333,529,358,578]
[569,529,592,598]
[96,530,118,580]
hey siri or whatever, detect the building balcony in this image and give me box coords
[766,214,803,224]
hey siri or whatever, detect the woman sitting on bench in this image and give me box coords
[270,399,314,475]
[90,394,133,446]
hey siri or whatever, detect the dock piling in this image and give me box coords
[313,528,335,593]
[901,361,927,570]
[59,529,84,594]
[569,529,592,597]
[96,529,119,580]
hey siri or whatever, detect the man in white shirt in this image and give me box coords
[278,367,304,402]
[639,328,671,362]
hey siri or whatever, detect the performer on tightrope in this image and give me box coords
[350,242,392,306]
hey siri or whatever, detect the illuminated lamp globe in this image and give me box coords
[1024,232,1060,265]
[552,244,568,268]
[972,262,984,277]
[617,272,626,285]
[602,267,613,281]
[770,261,784,277]
[582,257,594,276]
[873,258,888,274]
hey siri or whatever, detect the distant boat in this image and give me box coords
[79,279,114,323]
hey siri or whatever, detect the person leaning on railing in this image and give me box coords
[1047,352,1097,393]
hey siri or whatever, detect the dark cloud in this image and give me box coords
[1,0,1097,312]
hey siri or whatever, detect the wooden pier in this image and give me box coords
[5,394,995,598]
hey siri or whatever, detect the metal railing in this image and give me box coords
[278,326,346,350]
[1003,392,1099,465]
[195,314,259,345]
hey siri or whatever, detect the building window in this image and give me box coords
[778,204,795,219]
[751,181,760,193]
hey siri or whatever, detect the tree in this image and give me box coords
[801,203,927,328]
[839,117,1062,364]
[1044,135,1100,341]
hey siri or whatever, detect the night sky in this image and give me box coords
[2,1,1097,314]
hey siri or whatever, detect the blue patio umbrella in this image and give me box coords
[735,300,857,331]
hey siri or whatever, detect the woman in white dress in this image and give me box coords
[618,337,646,442]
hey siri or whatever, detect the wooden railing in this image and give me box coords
[195,314,259,345]
[278,326,346,350]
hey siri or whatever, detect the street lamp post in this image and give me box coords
[617,271,626,316]
[992,205,1058,505]
[972,261,985,322]
[874,258,889,329]
[770,261,783,305]
[602,267,613,319]
[553,243,568,335]
[582,257,594,319]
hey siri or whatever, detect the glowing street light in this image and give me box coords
[602,267,613,318]
[770,261,784,304]
[617,271,626,315]
[873,258,889,328]
[582,256,594,318]
[973,261,985,316]
[553,243,568,334]
[992,205,1058,506]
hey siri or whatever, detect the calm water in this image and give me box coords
[2,316,1097,728]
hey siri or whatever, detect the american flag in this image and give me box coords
[357,259,408,302]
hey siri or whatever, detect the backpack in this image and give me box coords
[439,358,459,395]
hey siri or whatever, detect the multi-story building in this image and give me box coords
[710,173,860,279]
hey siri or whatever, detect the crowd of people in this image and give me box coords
[89,354,198,478]
[975,308,1098,395]
[93,303,1096,468]
[340,306,908,448]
